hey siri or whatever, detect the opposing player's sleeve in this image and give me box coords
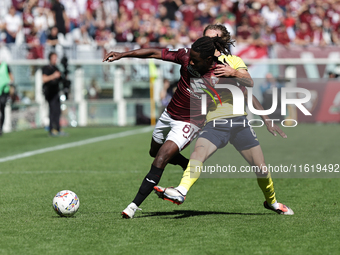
[219,55,248,71]
[232,56,248,70]
[162,48,189,66]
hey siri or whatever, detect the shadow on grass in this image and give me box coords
[137,210,268,219]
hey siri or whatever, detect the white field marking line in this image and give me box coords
[0,169,183,175]
[0,126,154,163]
[0,170,142,175]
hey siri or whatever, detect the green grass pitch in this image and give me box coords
[0,124,339,255]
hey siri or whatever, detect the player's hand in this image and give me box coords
[214,64,236,77]
[53,71,61,79]
[266,122,287,138]
[103,51,123,62]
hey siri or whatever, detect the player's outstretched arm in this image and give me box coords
[103,49,163,62]
[244,90,287,138]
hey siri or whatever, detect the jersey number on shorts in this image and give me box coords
[182,124,197,140]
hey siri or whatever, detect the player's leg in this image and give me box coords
[238,145,277,205]
[175,137,217,194]
[232,119,293,215]
[123,141,180,219]
[149,120,200,202]
[132,140,180,205]
[149,138,189,170]
[149,110,189,169]
[239,146,293,215]
[158,121,227,204]
[122,114,199,218]
[49,94,60,134]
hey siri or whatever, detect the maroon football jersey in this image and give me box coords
[161,48,217,127]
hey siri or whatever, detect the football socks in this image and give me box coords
[168,153,189,170]
[257,171,277,205]
[132,164,163,206]
[177,159,203,194]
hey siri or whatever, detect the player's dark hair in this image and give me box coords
[48,51,57,61]
[203,24,235,55]
[191,36,229,59]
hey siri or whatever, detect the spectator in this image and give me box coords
[160,0,182,24]
[159,21,176,47]
[294,22,312,46]
[72,24,93,45]
[135,0,157,17]
[331,25,340,46]
[188,19,202,42]
[274,19,291,46]
[46,26,59,48]
[322,19,333,45]
[236,16,253,44]
[61,0,84,32]
[176,25,190,47]
[115,10,132,42]
[51,0,68,35]
[12,0,25,13]
[261,1,283,28]
[118,0,134,20]
[34,7,49,44]
[26,27,44,59]
[252,24,263,46]
[247,6,262,28]
[96,0,118,32]
[95,20,115,52]
[310,21,326,47]
[22,3,34,38]
[4,6,22,44]
[179,0,196,27]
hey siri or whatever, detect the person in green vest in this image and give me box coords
[0,61,14,136]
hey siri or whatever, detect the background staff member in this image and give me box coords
[0,60,14,136]
[42,52,62,136]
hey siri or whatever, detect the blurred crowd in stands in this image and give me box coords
[1,0,340,59]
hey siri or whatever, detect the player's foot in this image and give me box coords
[49,129,59,137]
[163,187,186,205]
[154,185,165,199]
[121,202,142,219]
[58,131,68,137]
[264,201,294,215]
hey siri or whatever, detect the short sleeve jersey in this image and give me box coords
[161,48,217,128]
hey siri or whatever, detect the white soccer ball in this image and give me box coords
[52,190,80,217]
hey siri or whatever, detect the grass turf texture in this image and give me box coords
[0,124,339,254]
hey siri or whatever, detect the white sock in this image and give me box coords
[175,186,188,196]
[270,201,279,210]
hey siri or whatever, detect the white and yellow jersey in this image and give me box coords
[206,54,248,122]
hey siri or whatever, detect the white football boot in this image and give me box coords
[122,202,142,219]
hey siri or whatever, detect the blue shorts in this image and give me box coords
[198,116,260,151]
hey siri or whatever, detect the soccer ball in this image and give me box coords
[53,190,80,217]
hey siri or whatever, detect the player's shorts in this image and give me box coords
[198,115,260,151]
[152,110,200,151]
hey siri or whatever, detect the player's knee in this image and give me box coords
[190,151,206,162]
[153,153,170,168]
